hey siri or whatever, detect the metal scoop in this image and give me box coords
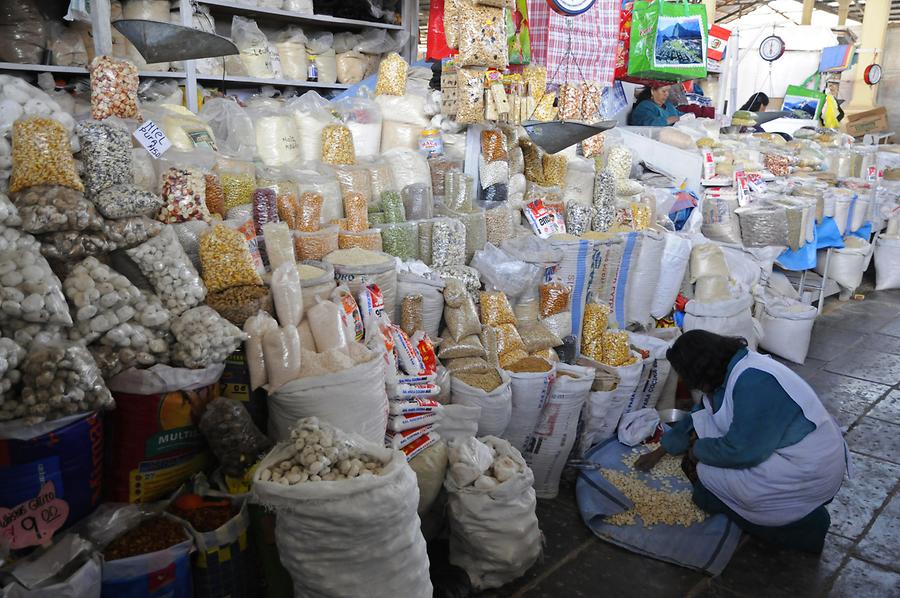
[522,120,617,155]
[113,20,238,63]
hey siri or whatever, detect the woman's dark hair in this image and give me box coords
[628,87,655,125]
[740,92,770,112]
[665,330,748,393]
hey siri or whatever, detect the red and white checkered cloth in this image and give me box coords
[527,0,620,86]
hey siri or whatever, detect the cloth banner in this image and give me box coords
[528,0,619,85]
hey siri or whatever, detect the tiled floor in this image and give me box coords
[453,284,900,598]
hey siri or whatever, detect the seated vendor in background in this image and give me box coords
[739,91,770,112]
[628,85,681,127]
[636,330,849,554]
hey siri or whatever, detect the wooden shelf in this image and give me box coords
[197,0,403,30]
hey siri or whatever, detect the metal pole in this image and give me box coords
[90,0,114,57]
[817,248,832,314]
[180,0,199,112]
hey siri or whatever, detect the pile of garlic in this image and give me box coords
[171,305,246,368]
[0,226,72,327]
[0,337,25,407]
[448,436,525,491]
[14,342,114,424]
[63,257,143,342]
[259,417,388,485]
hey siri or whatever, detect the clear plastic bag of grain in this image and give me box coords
[600,330,633,367]
[294,225,339,260]
[375,52,408,96]
[557,83,583,120]
[342,191,369,232]
[457,6,507,68]
[334,164,373,206]
[457,68,485,124]
[379,222,418,261]
[9,117,84,194]
[539,281,570,318]
[400,293,424,336]
[337,228,382,251]
[199,224,265,293]
[206,284,273,327]
[321,124,356,165]
[297,192,323,232]
[480,291,516,327]
[484,204,515,246]
[581,301,609,349]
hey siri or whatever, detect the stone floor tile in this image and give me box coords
[828,557,900,597]
[876,317,900,338]
[844,418,900,465]
[807,325,865,362]
[861,333,900,356]
[854,494,900,573]
[824,349,900,386]
[805,371,891,429]
[828,452,900,539]
[867,390,900,425]
[815,310,899,335]
[706,533,852,598]
[515,536,705,597]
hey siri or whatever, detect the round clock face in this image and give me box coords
[759,35,786,62]
[546,0,596,16]
[864,63,883,85]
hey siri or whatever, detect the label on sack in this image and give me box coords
[0,482,69,549]
[391,325,426,376]
[401,433,440,461]
[392,383,441,398]
[524,199,566,238]
[388,411,440,432]
[385,424,435,449]
[134,120,172,159]
[389,398,442,415]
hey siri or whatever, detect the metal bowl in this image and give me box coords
[658,409,690,425]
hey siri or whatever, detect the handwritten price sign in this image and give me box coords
[134,120,172,159]
[0,482,69,549]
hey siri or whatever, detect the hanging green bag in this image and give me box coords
[627,0,708,81]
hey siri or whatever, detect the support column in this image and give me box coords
[846,0,890,112]
[705,0,717,25]
[837,0,850,25]
[801,0,815,25]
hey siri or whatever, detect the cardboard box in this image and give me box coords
[845,106,890,137]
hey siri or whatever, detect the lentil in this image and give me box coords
[455,368,502,392]
[296,226,340,259]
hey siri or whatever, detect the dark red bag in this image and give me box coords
[426,0,457,61]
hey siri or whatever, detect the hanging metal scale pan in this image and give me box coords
[522,120,617,155]
[113,20,239,64]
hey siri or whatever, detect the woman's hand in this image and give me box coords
[667,115,680,125]
[635,446,667,471]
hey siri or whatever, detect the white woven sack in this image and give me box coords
[523,363,593,499]
[267,355,388,444]
[440,403,482,440]
[254,441,432,598]
[325,251,398,315]
[875,236,900,291]
[450,369,512,437]
[445,436,542,590]
[815,237,869,292]
[624,229,664,327]
[577,354,642,451]
[396,272,445,338]
[759,300,817,364]
[548,237,596,347]
[650,232,691,319]
[625,333,674,414]
[683,294,761,349]
[501,363,557,454]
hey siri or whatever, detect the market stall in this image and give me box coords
[0,0,898,595]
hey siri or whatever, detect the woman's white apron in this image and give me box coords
[692,351,849,526]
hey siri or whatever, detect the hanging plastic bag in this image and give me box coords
[426,0,457,61]
[627,0,709,81]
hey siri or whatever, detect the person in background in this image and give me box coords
[628,85,681,126]
[739,92,770,112]
[636,330,849,554]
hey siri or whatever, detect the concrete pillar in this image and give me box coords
[837,0,850,25]
[846,0,890,112]
[801,0,815,25]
